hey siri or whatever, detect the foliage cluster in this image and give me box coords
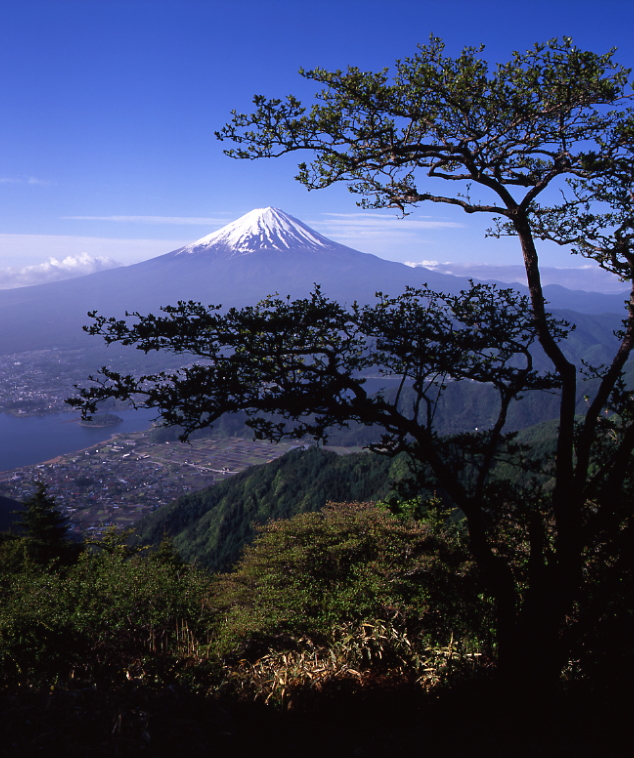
[1,488,633,755]
[0,539,213,685]
[3,445,632,698]
[210,501,483,659]
[220,621,481,710]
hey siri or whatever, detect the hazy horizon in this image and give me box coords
[0,212,625,294]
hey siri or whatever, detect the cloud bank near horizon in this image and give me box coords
[405,261,627,294]
[0,233,190,269]
[308,212,463,251]
[58,209,464,260]
[0,253,122,289]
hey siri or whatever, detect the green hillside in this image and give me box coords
[132,446,405,571]
[133,413,564,572]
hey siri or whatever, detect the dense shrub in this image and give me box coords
[209,502,487,659]
[133,447,402,571]
[0,547,214,684]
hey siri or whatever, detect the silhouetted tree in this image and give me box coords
[70,38,634,690]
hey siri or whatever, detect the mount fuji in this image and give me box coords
[0,207,626,356]
[133,206,472,302]
[172,206,353,258]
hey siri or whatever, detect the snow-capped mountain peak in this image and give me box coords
[174,207,348,258]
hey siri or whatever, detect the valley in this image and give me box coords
[0,348,84,416]
[0,208,630,597]
[0,427,296,538]
[0,346,196,416]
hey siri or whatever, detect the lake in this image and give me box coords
[0,377,410,473]
[0,407,158,472]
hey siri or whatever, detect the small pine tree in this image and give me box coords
[16,483,77,567]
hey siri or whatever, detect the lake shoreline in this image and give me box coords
[0,429,127,478]
[0,408,157,474]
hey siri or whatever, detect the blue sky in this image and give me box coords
[0,0,632,290]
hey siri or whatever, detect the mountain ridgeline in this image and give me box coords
[132,446,403,571]
[3,207,630,567]
[133,414,561,572]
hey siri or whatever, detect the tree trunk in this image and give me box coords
[494,565,576,695]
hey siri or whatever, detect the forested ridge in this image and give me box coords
[133,417,562,571]
[147,351,632,448]
[131,446,403,571]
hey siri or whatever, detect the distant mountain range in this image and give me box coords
[0,207,628,356]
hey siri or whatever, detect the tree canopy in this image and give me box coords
[70,38,634,690]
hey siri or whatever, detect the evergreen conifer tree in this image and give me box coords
[16,484,77,567]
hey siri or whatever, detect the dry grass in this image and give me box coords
[219,619,483,708]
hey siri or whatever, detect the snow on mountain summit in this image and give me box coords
[174,207,352,258]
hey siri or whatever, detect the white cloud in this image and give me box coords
[62,215,231,226]
[306,212,464,256]
[405,260,451,268]
[0,253,122,289]
[320,212,463,229]
[0,233,189,268]
[312,212,462,237]
[0,176,52,186]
